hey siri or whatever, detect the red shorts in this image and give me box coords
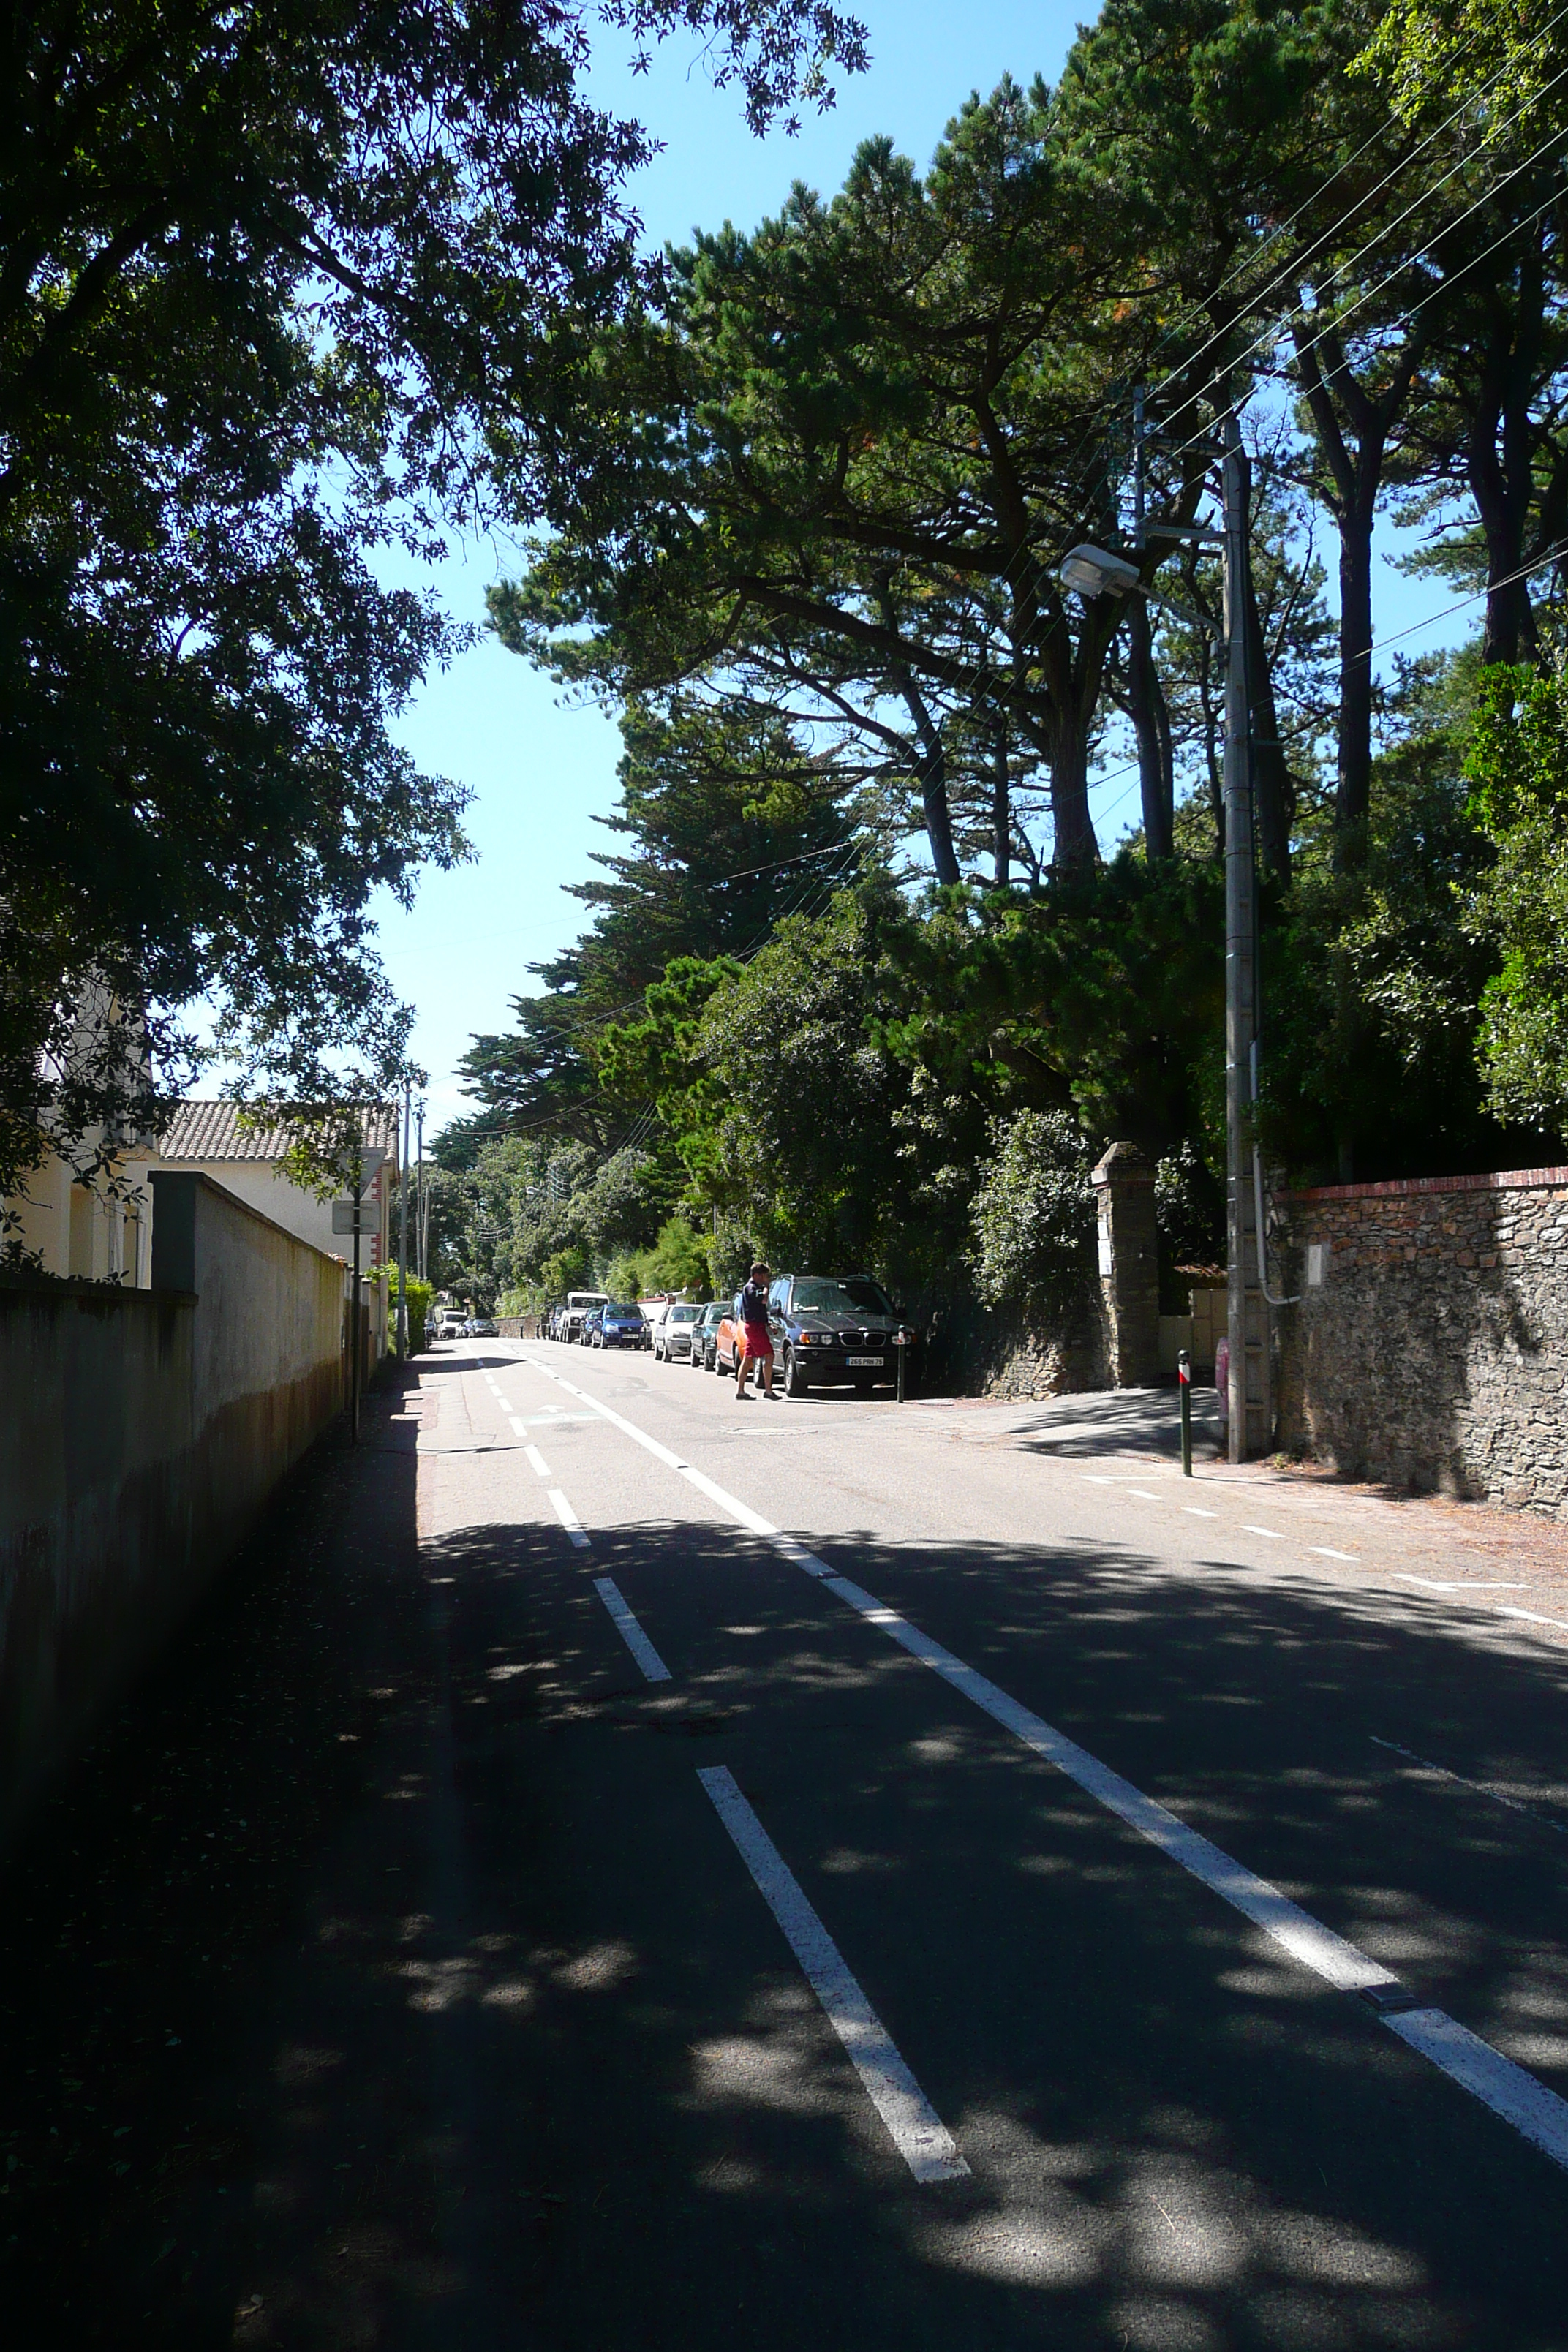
[740,1324,774,1362]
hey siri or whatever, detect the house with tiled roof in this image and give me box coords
[156,1102,399,1357]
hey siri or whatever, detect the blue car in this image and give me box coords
[595,1300,649,1350]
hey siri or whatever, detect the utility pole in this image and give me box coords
[415,1098,426,1281]
[397,1080,410,1357]
[1059,402,1275,1459]
[1221,414,1270,1461]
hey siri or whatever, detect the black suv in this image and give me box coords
[766,1274,913,1398]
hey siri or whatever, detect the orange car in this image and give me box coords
[713,1295,749,1376]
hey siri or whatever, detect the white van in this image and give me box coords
[560,1290,610,1343]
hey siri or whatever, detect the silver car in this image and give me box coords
[655,1301,704,1362]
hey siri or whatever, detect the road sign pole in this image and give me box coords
[397,1081,410,1358]
[1178,1348,1192,1477]
[350,1120,362,1446]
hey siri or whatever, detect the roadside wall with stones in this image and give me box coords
[921,1285,1112,1403]
[1278,1165,1568,1512]
[918,1142,1158,1401]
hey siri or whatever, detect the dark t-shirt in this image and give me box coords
[739,1281,770,1327]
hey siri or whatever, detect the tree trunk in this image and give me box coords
[1293,317,1424,867]
[1335,506,1374,851]
[915,732,960,886]
[1126,598,1174,859]
[1244,560,1294,883]
[887,663,961,886]
[1047,722,1098,873]
[990,723,1010,886]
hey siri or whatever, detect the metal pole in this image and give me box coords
[1178,1348,1192,1477]
[350,1122,363,1447]
[415,1100,426,1281]
[397,1080,410,1357]
[1222,414,1270,1461]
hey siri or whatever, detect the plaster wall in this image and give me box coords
[1,1175,347,1851]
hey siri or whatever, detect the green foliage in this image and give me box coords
[969,1112,1096,1314]
[1,0,865,1194]
[603,1217,712,1301]
[883,859,1227,1171]
[1356,0,1567,131]
[1463,665,1568,1138]
[455,703,851,1145]
[683,881,916,1277]
[1262,652,1538,1180]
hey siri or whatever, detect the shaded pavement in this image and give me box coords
[2,1344,1567,2347]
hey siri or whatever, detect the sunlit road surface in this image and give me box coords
[4,1341,1568,2346]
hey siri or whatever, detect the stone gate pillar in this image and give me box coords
[1092,1142,1160,1387]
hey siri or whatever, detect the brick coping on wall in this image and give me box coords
[1292,1165,1568,1205]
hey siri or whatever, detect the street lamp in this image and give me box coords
[1058,542,1142,598]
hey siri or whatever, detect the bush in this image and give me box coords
[378,1271,434,1354]
[969,1112,1096,1314]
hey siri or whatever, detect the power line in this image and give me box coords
[1157,103,1568,468]
[1147,37,1568,457]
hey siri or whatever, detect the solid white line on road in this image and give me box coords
[1398,1576,1526,1591]
[1241,1525,1284,1540]
[525,1444,551,1478]
[801,1566,1568,2174]
[592,1577,671,1682]
[1384,2008,1568,2170]
[521,1357,832,1558]
[512,1353,1568,2172]
[548,1488,589,1548]
[1496,1605,1568,1633]
[696,1765,968,2185]
[807,1572,1395,1992]
[1371,1733,1568,1839]
[1183,1507,1220,1518]
[1311,1548,1357,1561]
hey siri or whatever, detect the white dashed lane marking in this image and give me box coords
[593,1578,671,1683]
[519,1346,1568,2178]
[548,1488,589,1548]
[698,1765,968,2185]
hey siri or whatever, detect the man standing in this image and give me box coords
[735,1261,776,1400]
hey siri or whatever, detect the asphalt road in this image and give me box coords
[4,1336,1568,2349]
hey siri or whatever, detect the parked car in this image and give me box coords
[471,1317,498,1338]
[560,1290,610,1343]
[595,1301,647,1349]
[642,1299,671,1354]
[692,1300,728,1371]
[655,1300,705,1362]
[581,1304,606,1346]
[766,1273,914,1398]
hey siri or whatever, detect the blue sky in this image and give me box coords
[369,1,1476,1137]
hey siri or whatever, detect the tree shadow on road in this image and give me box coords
[4,1460,1568,2350]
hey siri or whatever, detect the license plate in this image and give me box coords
[847,1355,884,1368]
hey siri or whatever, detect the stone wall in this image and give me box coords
[918,1143,1161,1401]
[1278,1164,1568,1512]
[1,1173,348,1851]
